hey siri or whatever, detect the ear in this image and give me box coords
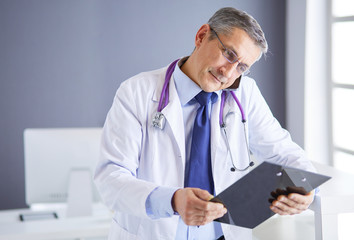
[195,24,211,48]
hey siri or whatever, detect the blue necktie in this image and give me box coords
[185,91,216,195]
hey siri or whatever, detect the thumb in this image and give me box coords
[193,188,214,201]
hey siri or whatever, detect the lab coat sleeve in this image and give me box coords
[246,79,316,172]
[94,79,158,219]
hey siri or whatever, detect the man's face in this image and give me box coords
[184,25,261,92]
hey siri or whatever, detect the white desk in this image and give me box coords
[1,163,353,240]
[253,210,315,240]
[0,203,112,240]
[310,162,354,240]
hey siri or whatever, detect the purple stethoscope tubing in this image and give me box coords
[219,91,246,127]
[157,59,180,112]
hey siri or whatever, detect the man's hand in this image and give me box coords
[172,188,227,226]
[270,190,314,215]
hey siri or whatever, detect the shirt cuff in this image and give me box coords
[145,186,179,219]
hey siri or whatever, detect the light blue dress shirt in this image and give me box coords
[145,58,223,240]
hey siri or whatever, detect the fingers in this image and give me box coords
[193,188,214,200]
[270,191,314,215]
[270,195,306,215]
[172,188,227,226]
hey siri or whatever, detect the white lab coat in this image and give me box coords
[94,64,316,240]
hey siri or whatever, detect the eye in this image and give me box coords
[238,64,248,73]
[223,49,236,61]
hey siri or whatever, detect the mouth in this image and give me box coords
[209,71,223,84]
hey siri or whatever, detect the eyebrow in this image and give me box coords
[212,28,250,69]
[223,42,250,69]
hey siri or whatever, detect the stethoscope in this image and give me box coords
[152,59,254,172]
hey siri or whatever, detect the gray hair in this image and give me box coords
[207,7,268,56]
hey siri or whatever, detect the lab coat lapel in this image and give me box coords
[157,76,186,169]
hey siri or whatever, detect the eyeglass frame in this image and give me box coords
[210,28,250,75]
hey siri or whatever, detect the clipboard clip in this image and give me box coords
[276,168,306,182]
[276,167,285,177]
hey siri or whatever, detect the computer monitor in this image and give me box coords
[24,128,102,216]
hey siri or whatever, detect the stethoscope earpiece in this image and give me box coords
[229,161,255,172]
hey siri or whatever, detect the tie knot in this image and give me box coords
[195,91,214,106]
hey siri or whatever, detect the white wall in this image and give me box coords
[286,0,331,165]
[304,0,331,165]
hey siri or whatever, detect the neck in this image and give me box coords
[180,55,196,83]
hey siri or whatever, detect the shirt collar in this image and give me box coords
[173,57,221,106]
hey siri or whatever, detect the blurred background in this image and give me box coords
[0,0,287,210]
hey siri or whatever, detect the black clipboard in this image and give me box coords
[210,161,331,229]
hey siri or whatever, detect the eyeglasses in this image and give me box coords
[211,28,250,75]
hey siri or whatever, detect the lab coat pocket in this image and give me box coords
[109,218,138,240]
[139,114,184,186]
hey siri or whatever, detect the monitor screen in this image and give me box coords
[24,128,102,205]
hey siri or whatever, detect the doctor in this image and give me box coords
[95,7,316,240]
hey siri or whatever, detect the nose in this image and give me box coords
[219,61,239,79]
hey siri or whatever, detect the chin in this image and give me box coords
[199,76,223,92]
[202,86,221,93]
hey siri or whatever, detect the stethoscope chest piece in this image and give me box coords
[152,112,166,130]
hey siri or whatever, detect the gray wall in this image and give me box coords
[0,0,286,210]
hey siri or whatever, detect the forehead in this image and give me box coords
[218,27,261,65]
